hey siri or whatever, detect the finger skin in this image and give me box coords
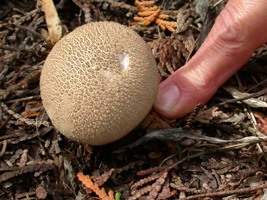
[154,0,267,119]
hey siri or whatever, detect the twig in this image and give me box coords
[170,142,258,169]
[180,183,267,200]
[0,140,7,158]
[13,8,27,15]
[184,103,202,128]
[89,0,138,13]
[82,0,106,21]
[186,35,199,63]
[0,115,12,130]
[14,24,44,40]
[0,64,8,83]
[4,96,40,104]
[0,45,18,51]
[0,103,51,128]
[246,79,267,93]
[217,88,267,106]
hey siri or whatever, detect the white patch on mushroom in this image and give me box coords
[118,51,129,71]
[102,68,112,80]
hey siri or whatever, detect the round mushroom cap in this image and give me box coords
[40,22,159,145]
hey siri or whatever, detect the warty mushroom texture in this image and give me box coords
[40,21,159,145]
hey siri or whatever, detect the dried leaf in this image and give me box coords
[18,149,28,167]
[93,169,115,186]
[92,161,144,186]
[0,126,52,145]
[132,172,163,188]
[134,0,177,32]
[77,172,114,200]
[63,156,77,190]
[137,165,170,176]
[141,111,170,132]
[114,128,267,153]
[223,86,267,108]
[148,172,168,199]
[0,160,54,183]
[201,158,234,174]
[1,103,51,128]
[176,4,193,33]
[151,37,184,77]
[157,177,177,200]
[129,172,168,200]
[135,0,155,8]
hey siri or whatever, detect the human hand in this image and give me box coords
[154,0,267,119]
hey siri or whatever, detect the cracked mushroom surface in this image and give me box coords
[40,21,159,145]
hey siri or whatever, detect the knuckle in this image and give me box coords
[213,6,248,53]
[193,72,214,90]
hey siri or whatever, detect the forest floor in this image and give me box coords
[0,0,267,199]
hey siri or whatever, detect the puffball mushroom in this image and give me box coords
[40,22,159,145]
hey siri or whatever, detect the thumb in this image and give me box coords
[154,0,267,119]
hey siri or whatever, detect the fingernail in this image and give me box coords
[154,85,180,111]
